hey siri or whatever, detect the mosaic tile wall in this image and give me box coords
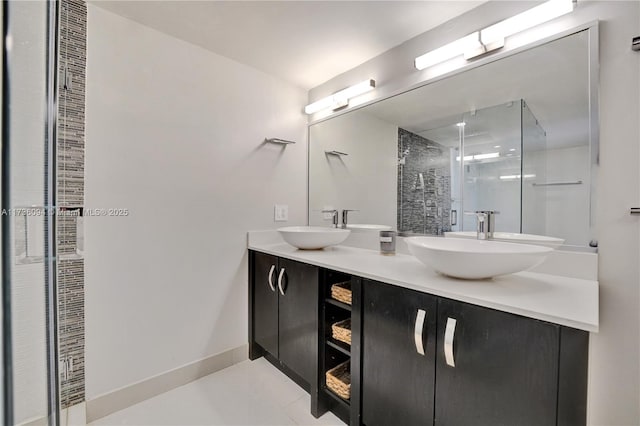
[57,0,86,409]
[397,128,452,235]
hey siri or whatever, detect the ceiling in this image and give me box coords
[90,0,485,89]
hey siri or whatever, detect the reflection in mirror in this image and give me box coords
[308,27,596,249]
[400,100,532,235]
[309,110,398,230]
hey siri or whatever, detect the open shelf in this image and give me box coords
[322,386,351,424]
[326,338,350,356]
[320,270,355,425]
[325,297,352,312]
[323,385,351,407]
[325,303,350,326]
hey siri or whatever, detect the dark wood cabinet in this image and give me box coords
[249,251,319,387]
[249,250,589,426]
[359,283,587,426]
[278,257,319,385]
[362,280,437,426]
[435,298,560,426]
[252,252,279,357]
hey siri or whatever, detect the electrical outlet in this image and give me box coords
[274,204,288,222]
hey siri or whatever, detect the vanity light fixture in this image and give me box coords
[474,152,500,160]
[455,152,500,161]
[500,174,536,180]
[415,33,482,70]
[304,79,375,115]
[481,0,575,45]
[414,0,575,70]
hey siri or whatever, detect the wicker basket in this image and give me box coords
[331,318,352,345]
[326,361,351,400]
[331,281,352,305]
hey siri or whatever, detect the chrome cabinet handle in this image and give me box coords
[414,309,427,356]
[277,268,286,296]
[267,265,276,292]
[444,317,457,367]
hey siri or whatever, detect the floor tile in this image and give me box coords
[91,358,344,426]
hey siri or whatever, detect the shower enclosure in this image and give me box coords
[2,1,61,424]
[398,100,546,236]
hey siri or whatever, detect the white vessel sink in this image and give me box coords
[346,224,393,231]
[405,236,553,279]
[278,226,350,250]
[444,231,564,249]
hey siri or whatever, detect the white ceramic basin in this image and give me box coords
[278,226,350,250]
[444,231,564,249]
[405,236,553,279]
[346,224,393,231]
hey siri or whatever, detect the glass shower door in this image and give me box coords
[407,101,530,235]
[460,102,522,233]
[2,1,60,424]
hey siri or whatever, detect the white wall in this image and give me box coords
[522,149,547,237]
[463,159,522,233]
[522,145,591,247]
[309,2,640,424]
[84,6,307,399]
[588,4,640,424]
[545,145,591,246]
[309,110,397,228]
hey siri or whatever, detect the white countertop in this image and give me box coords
[248,236,599,332]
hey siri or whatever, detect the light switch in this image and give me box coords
[274,204,288,222]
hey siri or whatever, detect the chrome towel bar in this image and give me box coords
[265,138,296,145]
[532,180,582,186]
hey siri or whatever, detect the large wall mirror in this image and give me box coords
[309,25,598,250]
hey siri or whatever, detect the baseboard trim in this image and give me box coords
[20,415,47,426]
[19,401,87,426]
[86,344,248,423]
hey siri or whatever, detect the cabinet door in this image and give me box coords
[362,280,437,426]
[435,298,559,426]
[252,252,279,357]
[278,258,319,385]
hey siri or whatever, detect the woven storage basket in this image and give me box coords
[326,361,351,400]
[331,281,352,305]
[331,318,352,345]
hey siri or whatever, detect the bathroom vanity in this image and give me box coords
[247,232,598,426]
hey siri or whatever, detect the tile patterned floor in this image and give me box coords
[90,358,344,425]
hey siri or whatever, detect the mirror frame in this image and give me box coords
[306,21,599,250]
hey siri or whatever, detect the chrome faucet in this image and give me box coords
[341,209,359,229]
[322,209,339,228]
[465,210,499,240]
